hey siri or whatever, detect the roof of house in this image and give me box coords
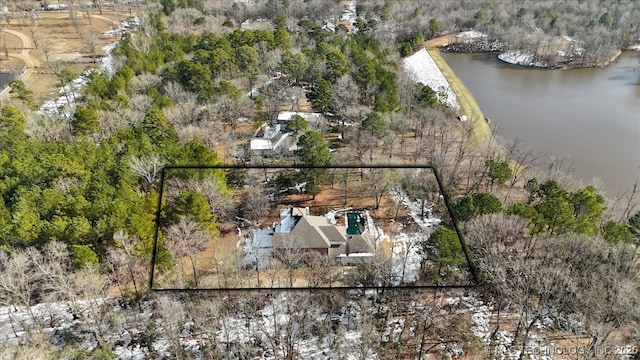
[346,234,375,254]
[319,226,346,245]
[264,124,282,139]
[250,138,274,150]
[274,208,347,249]
[273,207,375,255]
[277,111,322,122]
[250,127,290,151]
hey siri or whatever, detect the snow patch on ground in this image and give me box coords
[499,36,585,68]
[498,50,547,67]
[38,18,138,116]
[1,290,386,359]
[391,233,426,285]
[104,16,138,38]
[1,299,117,347]
[325,209,339,224]
[386,186,444,285]
[215,293,376,360]
[341,0,357,24]
[365,211,388,246]
[324,208,352,225]
[390,186,442,231]
[445,295,557,360]
[100,41,119,76]
[402,48,460,110]
[457,30,488,41]
[39,76,89,116]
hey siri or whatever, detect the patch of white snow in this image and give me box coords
[402,48,460,110]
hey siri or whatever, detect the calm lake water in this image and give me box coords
[442,51,640,195]
[0,73,12,92]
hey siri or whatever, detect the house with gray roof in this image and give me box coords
[273,207,375,261]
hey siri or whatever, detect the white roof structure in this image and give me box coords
[250,139,273,151]
[264,124,281,139]
[250,125,291,151]
[277,111,322,122]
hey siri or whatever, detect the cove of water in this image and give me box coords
[442,51,640,195]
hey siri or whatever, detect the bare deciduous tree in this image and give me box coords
[69,9,81,35]
[467,213,640,357]
[96,101,140,142]
[166,216,212,288]
[129,73,163,94]
[331,75,360,117]
[24,111,72,142]
[240,185,270,226]
[81,31,100,63]
[198,177,233,220]
[166,8,204,35]
[26,17,38,49]
[156,294,189,359]
[501,137,540,203]
[0,249,40,335]
[213,94,253,134]
[360,168,399,210]
[257,291,316,359]
[108,230,147,302]
[129,153,165,191]
[544,153,576,188]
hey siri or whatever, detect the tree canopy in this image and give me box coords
[421,227,466,281]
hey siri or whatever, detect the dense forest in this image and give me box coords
[0,0,639,358]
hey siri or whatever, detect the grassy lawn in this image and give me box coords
[426,47,492,145]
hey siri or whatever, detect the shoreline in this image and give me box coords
[0,73,15,100]
[497,49,624,69]
[427,33,638,70]
[424,47,492,145]
[428,46,639,194]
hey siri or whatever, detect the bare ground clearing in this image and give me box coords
[0,9,134,105]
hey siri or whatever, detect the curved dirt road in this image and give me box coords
[3,28,40,82]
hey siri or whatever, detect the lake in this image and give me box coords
[442,51,640,196]
[0,72,12,93]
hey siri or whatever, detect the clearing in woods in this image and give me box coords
[0,7,134,104]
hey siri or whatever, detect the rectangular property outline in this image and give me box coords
[149,164,479,292]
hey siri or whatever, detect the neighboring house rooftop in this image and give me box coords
[249,124,291,151]
[277,111,323,123]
